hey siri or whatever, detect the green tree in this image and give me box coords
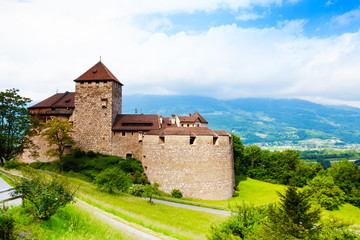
[0,88,32,165]
[143,182,161,204]
[40,116,74,171]
[327,160,360,207]
[208,203,269,240]
[232,134,246,175]
[94,167,132,193]
[263,187,321,239]
[13,170,76,220]
[303,175,345,210]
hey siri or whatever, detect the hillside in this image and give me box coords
[123,95,360,145]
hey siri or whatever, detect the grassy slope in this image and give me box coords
[187,176,360,225]
[71,177,227,240]
[188,177,286,207]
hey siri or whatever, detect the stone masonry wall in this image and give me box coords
[73,81,121,154]
[111,131,143,159]
[142,134,235,200]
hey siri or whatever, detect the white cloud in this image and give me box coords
[1,0,360,108]
[331,8,360,26]
[236,11,266,21]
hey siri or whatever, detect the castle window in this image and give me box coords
[122,132,126,136]
[213,137,218,145]
[190,137,196,145]
[101,98,108,108]
[126,153,132,159]
[159,136,165,144]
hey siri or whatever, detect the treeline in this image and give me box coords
[233,134,360,208]
[299,149,360,160]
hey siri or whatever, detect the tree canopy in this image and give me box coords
[41,116,74,161]
[0,88,32,165]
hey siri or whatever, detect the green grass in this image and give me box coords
[9,204,135,240]
[325,203,360,225]
[0,172,15,186]
[188,176,286,208]
[70,176,227,240]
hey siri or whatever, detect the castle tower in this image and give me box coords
[73,61,123,153]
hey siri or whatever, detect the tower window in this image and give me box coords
[213,137,218,145]
[190,137,196,145]
[122,132,126,136]
[159,136,165,144]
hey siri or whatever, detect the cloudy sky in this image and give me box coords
[1,0,360,107]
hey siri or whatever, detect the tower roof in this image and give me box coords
[74,61,123,85]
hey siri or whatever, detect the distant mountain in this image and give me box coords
[122,95,360,145]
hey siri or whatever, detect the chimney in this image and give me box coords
[189,113,192,116]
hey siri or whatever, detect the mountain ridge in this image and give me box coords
[122,94,360,145]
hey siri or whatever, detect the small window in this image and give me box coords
[126,153,132,159]
[159,136,165,144]
[213,137,218,145]
[122,132,126,136]
[190,137,196,145]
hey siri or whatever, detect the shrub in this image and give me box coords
[208,203,269,240]
[86,151,96,158]
[72,147,85,158]
[0,210,14,240]
[29,161,49,169]
[171,189,182,198]
[13,170,76,220]
[132,171,149,185]
[128,184,146,197]
[94,167,132,193]
[4,159,24,170]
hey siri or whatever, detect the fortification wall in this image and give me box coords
[20,135,58,163]
[142,134,235,200]
[111,131,143,159]
[73,81,121,154]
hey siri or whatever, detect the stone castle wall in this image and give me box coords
[142,134,235,200]
[111,131,143,159]
[73,81,122,154]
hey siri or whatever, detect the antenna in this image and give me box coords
[99,56,102,62]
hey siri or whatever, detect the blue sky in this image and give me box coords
[1,0,360,107]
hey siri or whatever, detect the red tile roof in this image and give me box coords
[28,92,75,109]
[112,114,160,131]
[74,61,123,85]
[178,112,208,124]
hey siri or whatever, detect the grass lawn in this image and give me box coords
[71,176,227,240]
[10,203,137,240]
[185,176,286,208]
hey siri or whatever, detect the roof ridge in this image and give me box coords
[51,91,69,106]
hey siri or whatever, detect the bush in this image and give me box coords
[4,159,24,170]
[94,167,132,193]
[171,189,182,198]
[86,151,96,158]
[208,203,269,240]
[128,184,146,197]
[0,210,14,240]
[13,169,76,220]
[72,147,85,158]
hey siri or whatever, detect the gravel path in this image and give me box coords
[149,199,232,216]
[76,200,176,240]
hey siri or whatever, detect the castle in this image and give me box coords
[24,61,235,200]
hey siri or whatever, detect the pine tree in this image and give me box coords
[263,186,321,239]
